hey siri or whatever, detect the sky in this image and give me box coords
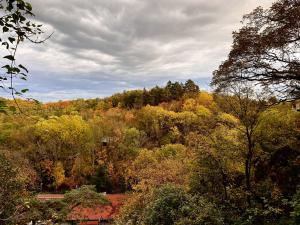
[2,0,275,102]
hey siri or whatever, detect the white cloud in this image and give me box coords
[4,0,275,101]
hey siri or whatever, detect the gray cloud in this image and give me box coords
[4,0,275,101]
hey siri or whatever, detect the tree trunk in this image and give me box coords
[245,130,254,207]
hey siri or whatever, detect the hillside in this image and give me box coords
[0,80,299,224]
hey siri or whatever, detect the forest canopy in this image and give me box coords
[0,78,299,224]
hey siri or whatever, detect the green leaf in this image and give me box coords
[19,64,28,73]
[2,65,11,70]
[8,37,15,43]
[19,15,26,22]
[3,26,9,32]
[3,55,15,61]
[25,2,32,11]
[12,67,20,73]
[21,89,29,93]
[2,42,9,49]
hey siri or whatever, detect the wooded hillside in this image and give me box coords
[0,80,299,224]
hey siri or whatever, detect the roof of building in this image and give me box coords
[36,193,127,221]
[36,193,64,201]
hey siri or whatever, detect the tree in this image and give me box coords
[149,85,167,105]
[63,185,110,209]
[184,79,199,96]
[216,84,267,207]
[197,92,214,107]
[18,198,67,225]
[122,90,144,109]
[165,81,184,101]
[127,144,194,192]
[0,0,47,100]
[32,115,93,190]
[212,0,300,100]
[116,184,223,225]
[255,103,299,150]
[0,153,25,224]
[136,105,177,145]
[143,185,190,225]
[87,165,113,192]
[52,161,65,190]
[190,124,243,199]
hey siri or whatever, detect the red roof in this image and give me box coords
[37,193,127,221]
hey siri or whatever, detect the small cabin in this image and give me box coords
[101,137,108,147]
[101,137,116,147]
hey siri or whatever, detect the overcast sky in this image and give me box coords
[3,0,275,102]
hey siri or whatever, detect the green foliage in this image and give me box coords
[63,185,110,208]
[87,165,113,192]
[184,79,199,96]
[144,185,189,225]
[0,98,7,113]
[291,187,300,224]
[119,127,142,158]
[0,153,24,223]
[116,184,223,225]
[256,103,300,150]
[109,80,199,109]
[19,198,67,224]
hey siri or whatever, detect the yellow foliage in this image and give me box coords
[96,101,111,111]
[177,111,198,126]
[255,103,300,148]
[53,161,65,188]
[197,92,213,107]
[218,112,239,125]
[35,115,92,142]
[183,98,196,111]
[127,144,195,191]
[195,105,212,118]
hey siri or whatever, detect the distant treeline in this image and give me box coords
[107,79,200,109]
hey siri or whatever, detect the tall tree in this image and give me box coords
[212,0,300,100]
[184,79,199,95]
[216,84,267,207]
[166,81,184,101]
